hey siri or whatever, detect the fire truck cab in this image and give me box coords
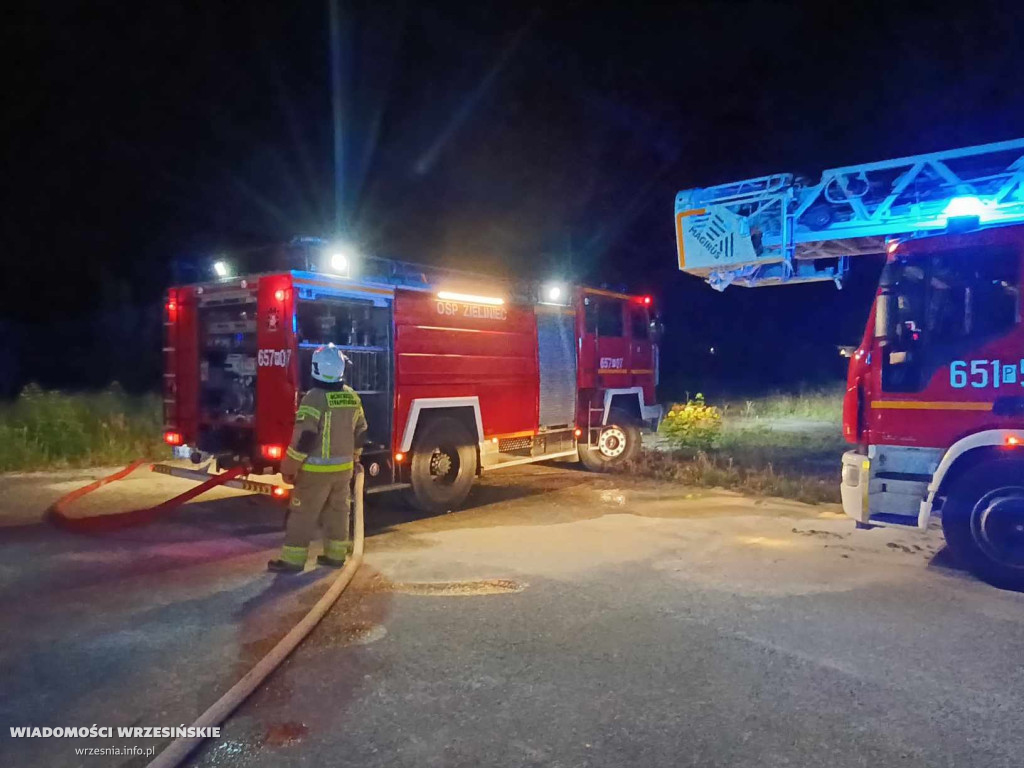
[163,257,662,513]
[841,223,1024,588]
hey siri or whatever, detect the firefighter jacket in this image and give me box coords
[282,384,368,476]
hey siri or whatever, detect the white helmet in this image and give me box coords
[311,344,347,383]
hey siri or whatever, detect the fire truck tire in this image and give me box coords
[941,457,1024,591]
[407,416,478,513]
[577,409,641,473]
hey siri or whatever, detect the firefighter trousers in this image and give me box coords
[281,468,353,564]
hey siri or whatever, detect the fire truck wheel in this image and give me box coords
[577,409,641,473]
[942,457,1024,591]
[407,417,478,514]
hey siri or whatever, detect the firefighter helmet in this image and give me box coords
[311,344,347,383]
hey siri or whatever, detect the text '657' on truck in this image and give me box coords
[162,251,663,513]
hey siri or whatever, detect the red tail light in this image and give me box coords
[163,431,183,446]
[262,444,284,460]
[643,295,652,305]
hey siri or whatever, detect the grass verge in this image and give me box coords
[634,416,848,505]
[0,386,167,472]
[623,444,842,505]
[624,449,840,505]
[719,386,844,422]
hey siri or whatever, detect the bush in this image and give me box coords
[0,385,168,472]
[658,393,723,449]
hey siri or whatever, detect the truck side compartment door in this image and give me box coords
[536,305,578,427]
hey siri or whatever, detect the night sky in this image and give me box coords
[4,0,1023,396]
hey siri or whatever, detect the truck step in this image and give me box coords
[867,512,920,528]
[480,448,579,471]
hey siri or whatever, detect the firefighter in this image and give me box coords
[268,344,368,573]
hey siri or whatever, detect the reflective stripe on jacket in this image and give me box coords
[281,385,368,476]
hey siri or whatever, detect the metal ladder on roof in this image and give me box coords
[674,137,1024,290]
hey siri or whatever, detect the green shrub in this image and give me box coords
[0,385,168,472]
[658,393,723,449]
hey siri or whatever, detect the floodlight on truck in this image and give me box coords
[539,283,569,305]
[437,291,504,306]
[329,249,352,276]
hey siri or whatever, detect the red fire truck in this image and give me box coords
[674,138,1024,588]
[840,224,1024,588]
[161,251,663,512]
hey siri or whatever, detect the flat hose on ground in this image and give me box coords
[49,464,248,532]
[146,467,366,768]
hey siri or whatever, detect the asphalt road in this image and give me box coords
[2,463,1023,768]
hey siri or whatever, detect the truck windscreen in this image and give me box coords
[878,246,1019,392]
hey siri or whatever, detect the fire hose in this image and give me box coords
[48,464,250,532]
[146,465,366,768]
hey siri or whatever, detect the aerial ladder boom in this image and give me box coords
[674,137,1024,290]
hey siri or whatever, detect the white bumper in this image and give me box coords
[840,450,870,524]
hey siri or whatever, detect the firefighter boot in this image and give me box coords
[268,545,307,573]
[316,539,351,568]
[316,554,346,568]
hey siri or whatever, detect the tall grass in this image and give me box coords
[637,413,848,504]
[0,385,167,472]
[624,448,841,505]
[721,386,844,422]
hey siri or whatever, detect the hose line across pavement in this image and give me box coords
[147,466,367,768]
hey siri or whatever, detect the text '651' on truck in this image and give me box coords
[162,251,663,513]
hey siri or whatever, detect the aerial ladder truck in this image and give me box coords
[675,137,1024,588]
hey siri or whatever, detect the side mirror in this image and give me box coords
[649,317,665,344]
